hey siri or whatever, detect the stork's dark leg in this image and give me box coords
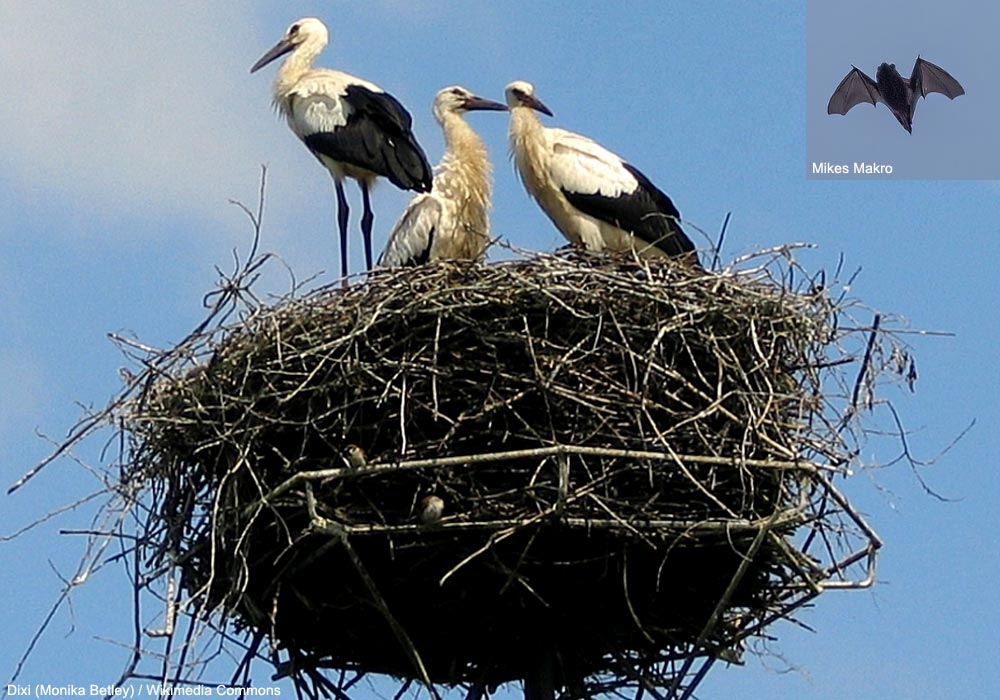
[360,181,375,271]
[334,179,350,283]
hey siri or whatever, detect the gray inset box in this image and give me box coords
[807,0,999,180]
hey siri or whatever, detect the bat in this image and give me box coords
[827,57,965,133]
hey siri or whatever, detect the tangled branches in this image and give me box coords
[12,240,917,700]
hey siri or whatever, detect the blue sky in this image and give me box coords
[1,2,997,699]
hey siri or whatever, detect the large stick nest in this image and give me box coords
[120,248,897,697]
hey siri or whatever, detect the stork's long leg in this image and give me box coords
[334,179,350,282]
[360,181,375,271]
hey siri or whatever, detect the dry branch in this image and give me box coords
[12,241,918,699]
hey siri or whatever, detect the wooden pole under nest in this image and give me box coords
[523,459,568,700]
[523,646,556,700]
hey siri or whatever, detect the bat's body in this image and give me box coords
[827,57,964,133]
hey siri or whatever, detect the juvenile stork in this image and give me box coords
[379,86,507,267]
[505,81,699,266]
[251,17,433,280]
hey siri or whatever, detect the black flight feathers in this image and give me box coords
[561,162,697,260]
[304,85,433,191]
[827,57,964,133]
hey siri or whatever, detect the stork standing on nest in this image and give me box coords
[251,17,433,280]
[379,86,507,267]
[505,81,699,267]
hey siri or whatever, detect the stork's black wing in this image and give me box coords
[827,67,882,115]
[562,162,698,262]
[303,85,433,192]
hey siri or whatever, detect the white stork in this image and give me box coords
[251,17,433,280]
[379,86,507,267]
[505,81,700,266]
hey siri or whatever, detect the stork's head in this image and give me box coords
[504,81,553,117]
[250,17,329,73]
[432,86,507,123]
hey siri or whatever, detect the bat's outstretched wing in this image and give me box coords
[909,57,965,119]
[827,67,882,115]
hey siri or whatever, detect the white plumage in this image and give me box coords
[251,17,432,281]
[549,135,638,199]
[505,81,699,266]
[380,86,507,267]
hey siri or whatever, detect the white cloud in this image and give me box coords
[0,3,298,237]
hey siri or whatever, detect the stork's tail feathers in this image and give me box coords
[649,218,701,266]
[653,229,702,269]
[384,135,433,192]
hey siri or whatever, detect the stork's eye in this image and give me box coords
[289,24,300,36]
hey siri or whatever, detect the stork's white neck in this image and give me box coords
[439,113,489,180]
[508,105,544,138]
[274,35,326,100]
[508,107,549,197]
[436,111,492,237]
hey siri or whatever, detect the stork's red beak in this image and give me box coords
[250,38,295,74]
